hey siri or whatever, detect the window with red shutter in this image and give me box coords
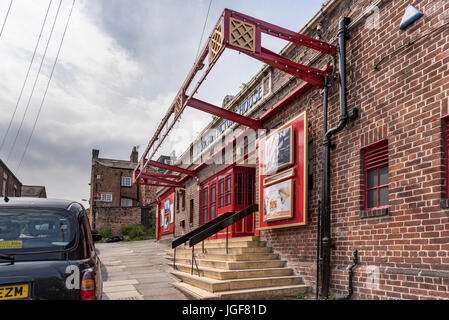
[363,140,389,210]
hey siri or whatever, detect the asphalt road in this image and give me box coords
[95,239,187,300]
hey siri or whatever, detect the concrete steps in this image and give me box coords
[171,263,294,280]
[167,255,288,270]
[171,270,303,293]
[176,246,272,255]
[168,236,311,300]
[173,251,279,261]
[174,282,311,300]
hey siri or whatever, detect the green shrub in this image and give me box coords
[98,228,112,238]
[120,224,135,236]
[120,224,154,241]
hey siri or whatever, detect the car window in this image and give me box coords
[0,209,77,253]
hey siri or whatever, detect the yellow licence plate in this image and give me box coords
[0,284,29,300]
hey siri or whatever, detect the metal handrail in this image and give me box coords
[171,211,234,249]
[170,203,258,277]
[189,204,259,248]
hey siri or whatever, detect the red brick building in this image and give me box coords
[89,147,157,234]
[0,159,22,198]
[143,0,449,299]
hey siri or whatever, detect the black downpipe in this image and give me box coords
[338,250,359,300]
[315,200,321,300]
[320,17,351,299]
[315,76,329,299]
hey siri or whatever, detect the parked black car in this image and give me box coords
[0,197,103,300]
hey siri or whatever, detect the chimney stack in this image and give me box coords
[130,146,138,163]
[92,149,99,159]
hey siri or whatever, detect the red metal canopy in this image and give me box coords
[134,8,336,185]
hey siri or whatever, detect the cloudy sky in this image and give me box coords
[0,0,325,204]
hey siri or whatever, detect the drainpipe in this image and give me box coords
[320,17,352,299]
[315,74,329,299]
[338,250,359,300]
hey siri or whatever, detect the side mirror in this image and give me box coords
[91,230,103,242]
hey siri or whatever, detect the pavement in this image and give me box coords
[95,239,187,300]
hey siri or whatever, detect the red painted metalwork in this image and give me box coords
[139,172,181,179]
[146,160,196,176]
[187,97,263,129]
[228,9,336,55]
[362,140,389,210]
[139,175,182,187]
[140,182,181,188]
[135,8,336,183]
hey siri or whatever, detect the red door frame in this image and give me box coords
[200,165,255,239]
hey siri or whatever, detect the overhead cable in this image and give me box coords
[0,0,53,155]
[7,0,63,162]
[18,0,76,172]
[0,0,13,39]
[194,0,213,61]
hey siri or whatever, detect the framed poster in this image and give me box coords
[263,179,293,222]
[164,216,169,231]
[261,125,293,175]
[258,111,308,230]
[170,203,174,223]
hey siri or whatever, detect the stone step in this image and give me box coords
[190,240,267,249]
[170,263,294,280]
[175,246,272,255]
[172,251,279,261]
[201,236,260,244]
[174,282,311,300]
[166,256,287,270]
[171,270,303,293]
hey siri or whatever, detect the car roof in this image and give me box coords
[0,197,80,211]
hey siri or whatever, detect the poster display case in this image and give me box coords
[258,111,308,230]
[157,188,175,239]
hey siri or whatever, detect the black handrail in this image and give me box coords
[189,204,259,247]
[171,211,234,249]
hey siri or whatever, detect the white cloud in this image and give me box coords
[0,0,325,203]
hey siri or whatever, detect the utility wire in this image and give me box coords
[0,0,53,155]
[7,0,63,162]
[194,0,213,61]
[17,0,75,172]
[0,0,13,39]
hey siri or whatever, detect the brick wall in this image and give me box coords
[0,161,22,197]
[95,207,141,235]
[165,0,449,299]
[257,0,449,299]
[91,164,140,207]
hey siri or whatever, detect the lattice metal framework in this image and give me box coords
[229,17,256,52]
[134,8,336,186]
[209,19,224,63]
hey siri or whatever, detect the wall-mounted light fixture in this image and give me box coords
[399,4,423,30]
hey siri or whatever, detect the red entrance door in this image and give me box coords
[200,166,255,239]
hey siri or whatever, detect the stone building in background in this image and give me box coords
[0,159,22,198]
[89,146,157,234]
[21,185,47,198]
